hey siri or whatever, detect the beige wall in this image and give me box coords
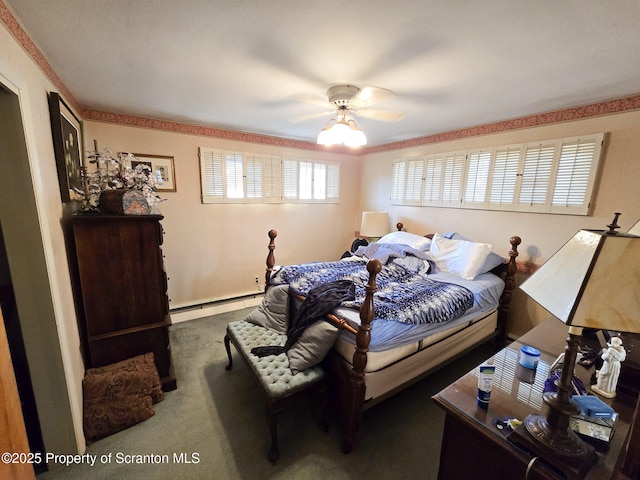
[359,111,640,337]
[84,121,363,310]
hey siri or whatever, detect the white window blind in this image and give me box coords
[327,163,340,200]
[200,147,282,204]
[389,133,604,215]
[442,152,465,207]
[423,155,443,205]
[283,159,298,199]
[489,146,521,208]
[550,138,600,214]
[245,153,281,203]
[200,148,224,203]
[391,160,406,204]
[518,143,554,210]
[464,149,491,207]
[405,158,425,205]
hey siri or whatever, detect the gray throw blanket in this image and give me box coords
[251,280,355,357]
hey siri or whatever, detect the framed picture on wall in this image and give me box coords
[48,91,84,202]
[133,154,176,192]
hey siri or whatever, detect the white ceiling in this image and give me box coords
[6,1,640,146]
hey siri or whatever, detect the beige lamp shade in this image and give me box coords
[360,212,389,238]
[520,229,640,333]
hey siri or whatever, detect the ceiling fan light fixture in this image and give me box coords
[317,117,367,147]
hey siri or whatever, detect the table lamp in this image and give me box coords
[517,213,640,476]
[359,212,389,241]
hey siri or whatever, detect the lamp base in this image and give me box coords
[509,418,597,480]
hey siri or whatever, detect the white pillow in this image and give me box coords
[429,233,493,280]
[450,233,506,274]
[378,231,431,251]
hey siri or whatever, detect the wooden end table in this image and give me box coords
[433,318,635,480]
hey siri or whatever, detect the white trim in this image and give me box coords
[170,294,263,323]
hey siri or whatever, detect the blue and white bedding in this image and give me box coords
[335,270,504,351]
[270,241,505,352]
[270,244,474,327]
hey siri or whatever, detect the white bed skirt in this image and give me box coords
[332,310,498,402]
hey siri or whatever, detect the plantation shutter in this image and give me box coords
[464,149,491,207]
[327,163,340,201]
[489,146,521,208]
[550,136,602,214]
[199,147,224,203]
[263,156,281,202]
[391,160,406,204]
[404,158,424,205]
[518,143,554,211]
[441,152,465,207]
[282,159,298,199]
[423,155,443,205]
[245,155,262,199]
[243,154,282,203]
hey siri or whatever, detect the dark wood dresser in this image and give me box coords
[68,213,176,390]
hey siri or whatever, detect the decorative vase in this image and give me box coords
[98,190,151,215]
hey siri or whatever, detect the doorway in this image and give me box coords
[0,80,77,470]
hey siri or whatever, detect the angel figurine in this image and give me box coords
[592,336,626,398]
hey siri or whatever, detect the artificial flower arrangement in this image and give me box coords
[79,150,164,212]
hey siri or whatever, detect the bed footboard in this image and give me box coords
[263,229,520,454]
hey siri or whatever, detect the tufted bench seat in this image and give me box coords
[224,319,328,463]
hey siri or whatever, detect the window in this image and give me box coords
[391,133,604,215]
[282,158,340,203]
[199,148,339,204]
[199,148,281,203]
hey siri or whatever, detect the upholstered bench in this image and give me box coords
[224,285,337,463]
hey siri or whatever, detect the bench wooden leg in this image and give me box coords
[266,400,283,464]
[224,333,233,371]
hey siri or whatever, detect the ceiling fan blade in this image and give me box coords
[350,86,395,108]
[289,111,334,123]
[288,92,332,108]
[355,108,406,122]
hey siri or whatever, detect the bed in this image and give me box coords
[262,223,521,453]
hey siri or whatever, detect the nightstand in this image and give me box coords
[432,318,635,480]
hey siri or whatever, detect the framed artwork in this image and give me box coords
[48,92,84,202]
[133,154,176,192]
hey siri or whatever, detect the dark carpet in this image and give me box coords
[37,307,495,479]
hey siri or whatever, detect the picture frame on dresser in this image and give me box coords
[132,153,176,192]
[48,91,84,203]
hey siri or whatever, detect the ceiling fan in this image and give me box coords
[290,84,406,124]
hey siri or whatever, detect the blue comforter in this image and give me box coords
[269,245,474,326]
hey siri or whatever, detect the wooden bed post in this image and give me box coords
[342,258,382,454]
[265,229,277,292]
[497,235,521,346]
